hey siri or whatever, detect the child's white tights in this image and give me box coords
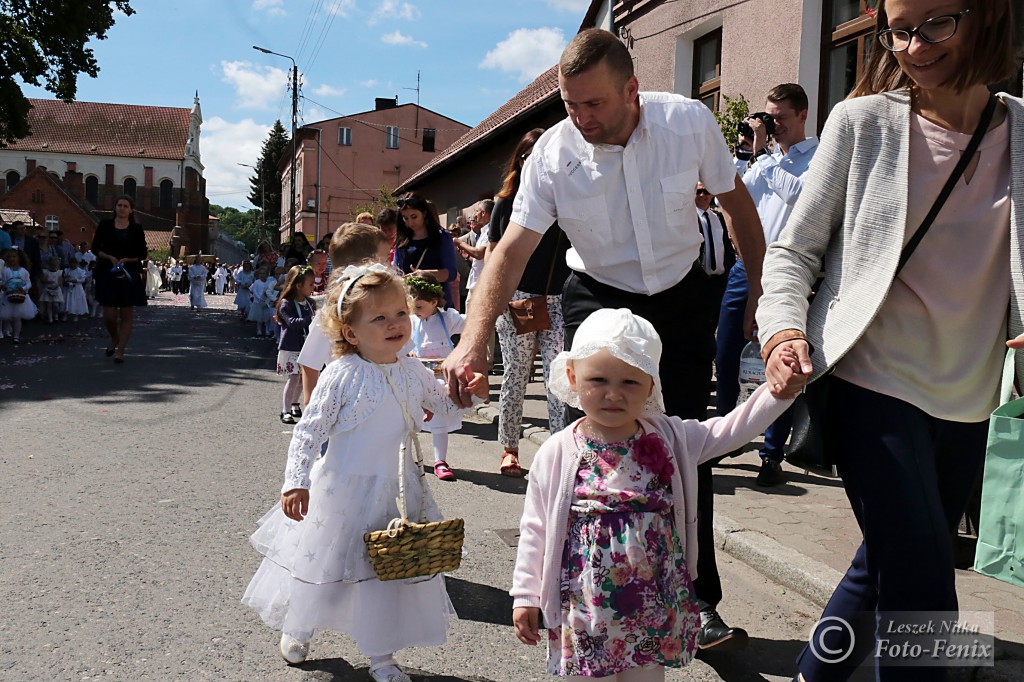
[568,665,664,681]
[282,374,302,414]
[431,431,448,464]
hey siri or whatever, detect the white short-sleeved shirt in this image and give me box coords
[511,92,738,295]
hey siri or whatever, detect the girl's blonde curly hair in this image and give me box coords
[321,269,406,358]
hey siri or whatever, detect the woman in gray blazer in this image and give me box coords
[756,0,1023,679]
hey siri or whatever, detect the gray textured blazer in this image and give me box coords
[757,88,1024,389]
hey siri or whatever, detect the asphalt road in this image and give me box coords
[0,294,819,681]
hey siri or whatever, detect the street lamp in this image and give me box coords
[238,162,266,242]
[253,45,298,242]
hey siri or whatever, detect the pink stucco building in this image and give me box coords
[279,98,469,242]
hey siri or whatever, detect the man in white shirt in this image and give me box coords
[444,28,768,651]
[455,200,493,306]
[715,83,819,488]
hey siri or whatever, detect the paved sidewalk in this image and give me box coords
[478,370,1024,680]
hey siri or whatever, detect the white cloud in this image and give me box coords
[381,30,427,48]
[327,0,357,16]
[544,0,587,11]
[480,27,566,82]
[253,0,286,15]
[202,117,272,209]
[220,61,289,110]
[369,0,420,25]
[313,84,346,97]
[359,79,379,87]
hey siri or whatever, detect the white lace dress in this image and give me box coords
[242,354,462,655]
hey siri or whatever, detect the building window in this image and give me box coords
[45,215,59,231]
[159,179,173,208]
[820,0,875,128]
[422,128,436,152]
[338,127,352,146]
[5,170,20,190]
[123,177,137,199]
[692,29,722,111]
[85,175,99,205]
[386,126,399,149]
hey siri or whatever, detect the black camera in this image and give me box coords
[738,112,776,140]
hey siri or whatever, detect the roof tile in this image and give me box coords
[399,66,560,190]
[5,99,191,161]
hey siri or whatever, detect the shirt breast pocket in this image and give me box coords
[559,195,615,265]
[661,170,700,230]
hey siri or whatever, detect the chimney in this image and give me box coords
[375,97,398,111]
[64,169,84,201]
[26,159,36,173]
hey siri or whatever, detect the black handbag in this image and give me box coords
[785,94,999,475]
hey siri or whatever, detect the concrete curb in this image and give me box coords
[712,514,843,609]
[472,403,551,447]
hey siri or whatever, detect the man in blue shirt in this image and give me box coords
[715,83,819,487]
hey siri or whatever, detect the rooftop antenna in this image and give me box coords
[403,70,421,137]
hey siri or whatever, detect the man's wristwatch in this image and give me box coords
[748,148,769,168]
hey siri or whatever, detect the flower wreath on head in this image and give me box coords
[335,262,394,316]
[405,275,445,299]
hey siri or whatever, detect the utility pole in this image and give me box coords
[404,70,421,137]
[253,45,298,242]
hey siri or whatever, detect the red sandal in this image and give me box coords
[500,451,524,477]
[434,461,456,481]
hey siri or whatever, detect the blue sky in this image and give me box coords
[18,0,588,209]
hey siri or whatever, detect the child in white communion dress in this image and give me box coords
[242,263,487,682]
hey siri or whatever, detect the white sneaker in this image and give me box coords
[368,663,412,682]
[279,632,310,665]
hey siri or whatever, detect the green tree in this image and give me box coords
[351,185,397,222]
[248,120,289,240]
[714,94,750,152]
[0,0,134,145]
[210,204,264,251]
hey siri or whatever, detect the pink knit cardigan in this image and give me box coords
[510,383,793,625]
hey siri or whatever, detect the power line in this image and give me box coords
[294,0,326,66]
[303,0,346,76]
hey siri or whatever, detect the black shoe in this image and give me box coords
[290,403,302,419]
[280,412,296,424]
[697,609,749,651]
[756,457,785,486]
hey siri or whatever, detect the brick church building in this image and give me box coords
[0,95,209,255]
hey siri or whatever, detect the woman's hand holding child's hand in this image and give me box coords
[513,607,541,645]
[281,489,309,522]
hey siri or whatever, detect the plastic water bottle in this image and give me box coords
[737,334,766,404]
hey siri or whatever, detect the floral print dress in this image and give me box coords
[547,426,701,678]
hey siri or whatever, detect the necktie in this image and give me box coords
[701,212,717,273]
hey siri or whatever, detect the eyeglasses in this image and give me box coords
[696,189,712,197]
[877,9,969,52]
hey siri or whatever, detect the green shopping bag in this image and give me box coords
[974,348,1024,588]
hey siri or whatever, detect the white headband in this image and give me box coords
[335,262,393,317]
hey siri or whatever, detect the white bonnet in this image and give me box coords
[549,308,665,415]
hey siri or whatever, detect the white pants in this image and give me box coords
[495,291,565,449]
[567,666,665,681]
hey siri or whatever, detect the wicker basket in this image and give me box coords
[364,517,464,581]
[363,369,465,581]
[6,292,26,304]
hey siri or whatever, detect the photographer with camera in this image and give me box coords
[716,83,818,486]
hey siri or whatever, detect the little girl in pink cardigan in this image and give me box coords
[511,308,793,681]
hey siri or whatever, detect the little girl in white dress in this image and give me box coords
[242,263,488,682]
[406,274,467,481]
[63,261,89,319]
[39,257,64,323]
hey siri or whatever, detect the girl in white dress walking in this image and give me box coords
[63,260,89,320]
[39,257,64,324]
[242,263,487,681]
[406,274,467,481]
